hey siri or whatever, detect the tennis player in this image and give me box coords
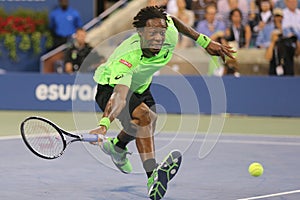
[90,6,235,200]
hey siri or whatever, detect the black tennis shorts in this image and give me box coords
[95,84,156,122]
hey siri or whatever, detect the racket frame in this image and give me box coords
[21,116,83,159]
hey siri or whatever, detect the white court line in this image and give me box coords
[2,134,300,146]
[156,137,300,146]
[237,190,300,200]
[0,135,21,140]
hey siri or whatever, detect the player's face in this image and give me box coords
[139,18,167,56]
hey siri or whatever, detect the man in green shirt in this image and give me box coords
[90,6,235,200]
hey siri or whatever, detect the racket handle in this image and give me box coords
[81,134,105,142]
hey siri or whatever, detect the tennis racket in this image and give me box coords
[20,116,105,160]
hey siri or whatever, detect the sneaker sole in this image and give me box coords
[149,150,182,200]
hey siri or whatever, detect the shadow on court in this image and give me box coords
[1,133,300,200]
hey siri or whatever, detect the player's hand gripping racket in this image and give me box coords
[20,116,105,159]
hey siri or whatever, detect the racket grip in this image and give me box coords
[81,134,104,142]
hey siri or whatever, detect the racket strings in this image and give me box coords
[23,120,64,158]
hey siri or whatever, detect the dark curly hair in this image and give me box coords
[132,6,168,28]
[229,8,243,21]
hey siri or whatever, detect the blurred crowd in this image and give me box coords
[149,0,300,76]
[149,0,300,48]
[48,0,300,76]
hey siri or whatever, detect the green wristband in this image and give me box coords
[99,117,110,130]
[196,34,211,48]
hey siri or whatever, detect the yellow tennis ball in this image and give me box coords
[248,162,264,177]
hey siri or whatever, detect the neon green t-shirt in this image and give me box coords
[93,16,179,94]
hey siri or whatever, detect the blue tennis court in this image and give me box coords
[1,131,300,200]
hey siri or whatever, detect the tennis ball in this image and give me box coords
[248,162,264,177]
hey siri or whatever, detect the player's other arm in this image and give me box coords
[170,16,236,62]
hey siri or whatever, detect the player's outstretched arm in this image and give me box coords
[90,84,129,136]
[106,84,129,120]
[170,15,199,41]
[205,40,236,62]
[170,16,236,62]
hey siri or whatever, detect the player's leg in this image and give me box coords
[132,107,182,200]
[95,84,158,174]
[102,88,157,174]
[105,101,155,174]
[132,91,157,177]
[133,90,182,200]
[96,86,156,174]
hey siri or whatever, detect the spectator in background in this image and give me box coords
[224,8,252,48]
[175,0,195,48]
[159,0,193,14]
[196,4,227,76]
[64,28,92,73]
[282,0,300,40]
[249,0,258,20]
[249,0,273,46]
[274,0,300,9]
[191,0,217,23]
[265,7,300,76]
[249,0,274,20]
[217,0,249,27]
[256,8,283,48]
[185,0,193,10]
[196,4,226,41]
[265,29,300,75]
[49,0,82,49]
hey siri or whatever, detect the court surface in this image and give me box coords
[1,111,300,200]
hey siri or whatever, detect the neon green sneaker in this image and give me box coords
[147,150,182,200]
[101,137,132,174]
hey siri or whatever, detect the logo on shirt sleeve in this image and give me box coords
[114,74,124,80]
[164,49,169,59]
[119,59,132,68]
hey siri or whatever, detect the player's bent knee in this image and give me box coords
[132,104,157,127]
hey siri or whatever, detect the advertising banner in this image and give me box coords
[1,73,300,117]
